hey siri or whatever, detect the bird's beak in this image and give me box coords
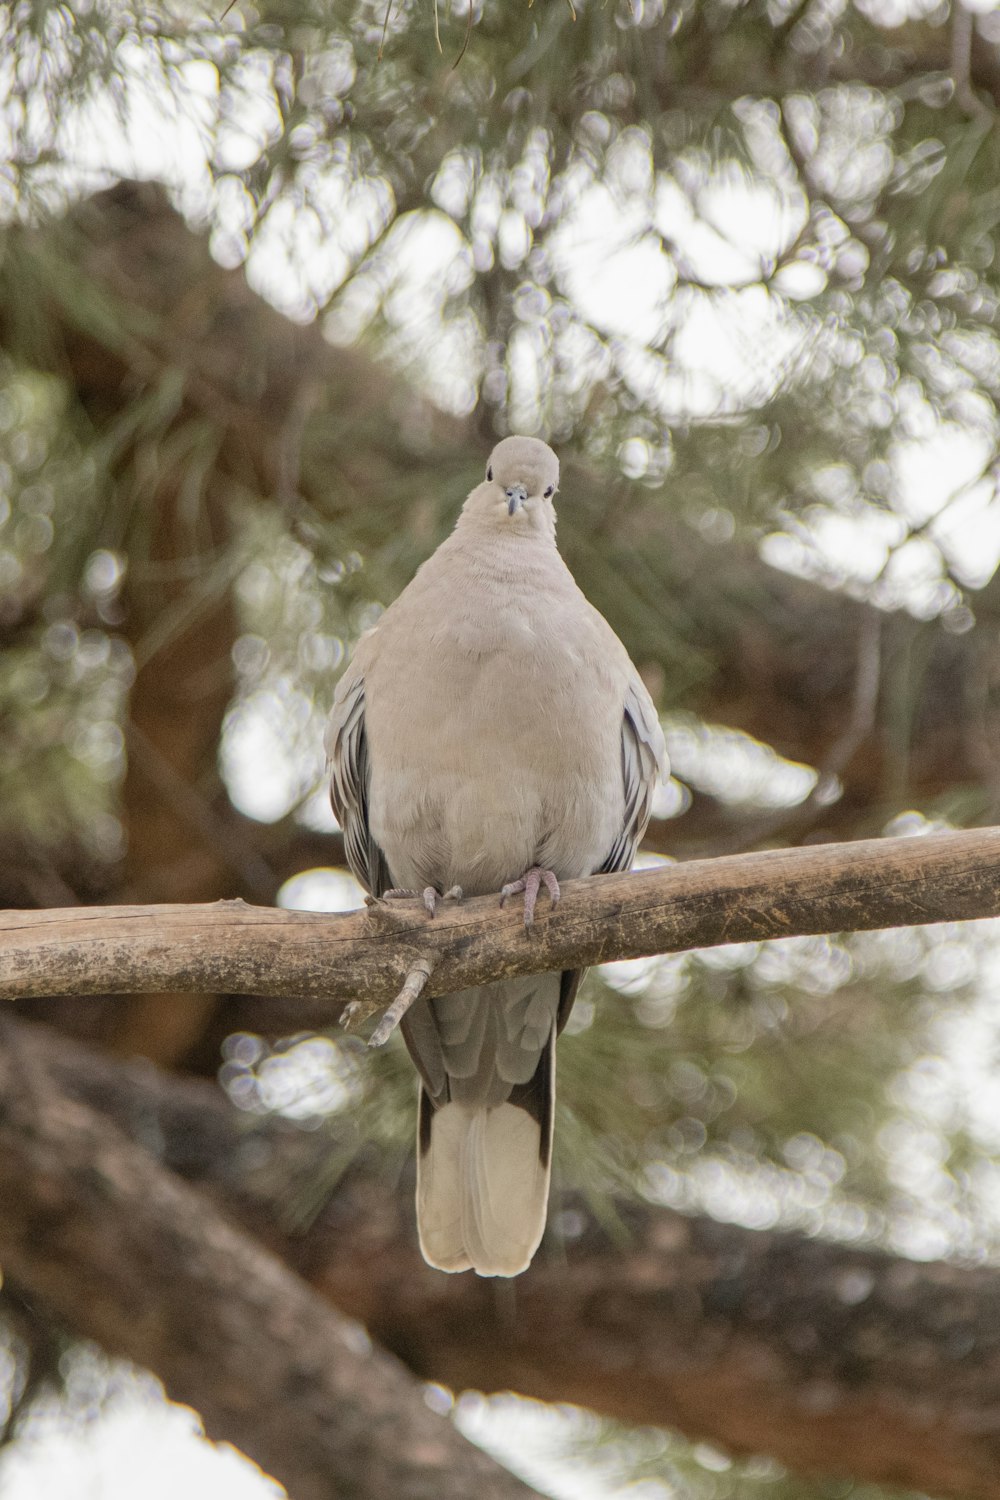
[505,484,528,516]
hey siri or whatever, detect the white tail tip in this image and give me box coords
[416,1099,550,1277]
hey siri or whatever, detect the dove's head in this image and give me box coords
[460,435,560,540]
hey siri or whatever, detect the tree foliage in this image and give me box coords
[2,0,1000,1493]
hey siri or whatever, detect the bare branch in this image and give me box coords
[4,830,1000,1029]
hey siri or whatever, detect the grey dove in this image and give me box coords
[326,436,665,1276]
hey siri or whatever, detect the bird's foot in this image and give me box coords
[382,885,463,918]
[500,866,560,927]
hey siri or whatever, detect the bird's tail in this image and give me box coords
[414,1035,554,1277]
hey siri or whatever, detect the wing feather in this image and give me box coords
[599,677,667,876]
[325,671,392,897]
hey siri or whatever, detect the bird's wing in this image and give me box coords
[598,676,667,876]
[325,669,392,897]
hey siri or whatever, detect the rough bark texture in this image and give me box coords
[0,1018,541,1500]
[16,1018,1000,1500]
[4,829,1000,1019]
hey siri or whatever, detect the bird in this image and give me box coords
[325,435,665,1276]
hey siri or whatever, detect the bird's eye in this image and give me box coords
[486,465,493,481]
[544,485,554,498]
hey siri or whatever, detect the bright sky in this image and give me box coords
[5,8,1000,1498]
[0,1393,284,1500]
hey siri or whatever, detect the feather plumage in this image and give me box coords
[326,436,665,1275]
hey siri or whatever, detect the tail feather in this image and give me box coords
[416,1038,554,1277]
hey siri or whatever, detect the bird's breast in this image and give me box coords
[364,613,624,896]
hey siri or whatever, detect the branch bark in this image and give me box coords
[17,1018,1000,1500]
[0,1018,542,1500]
[4,829,1000,1022]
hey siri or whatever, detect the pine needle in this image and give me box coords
[451,0,473,67]
[433,0,443,52]
[378,0,394,61]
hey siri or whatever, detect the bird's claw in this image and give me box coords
[382,885,463,918]
[500,866,561,927]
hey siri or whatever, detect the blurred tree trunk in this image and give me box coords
[0,182,458,1063]
[11,1017,1000,1500]
[62,184,327,1063]
[0,1016,543,1500]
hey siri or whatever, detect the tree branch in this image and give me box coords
[17,1017,1000,1500]
[4,830,1000,1027]
[0,1018,542,1500]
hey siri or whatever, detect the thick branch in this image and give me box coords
[0,1020,540,1500]
[4,830,1000,1020]
[20,1019,1000,1500]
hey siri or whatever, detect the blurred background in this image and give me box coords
[3,0,1000,1495]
